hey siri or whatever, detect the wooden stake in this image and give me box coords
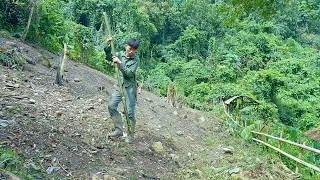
[296,141,306,174]
[278,125,284,156]
[60,42,68,77]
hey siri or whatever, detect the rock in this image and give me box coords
[0,75,6,82]
[173,111,178,116]
[222,147,234,154]
[38,56,51,68]
[195,169,202,177]
[91,174,100,180]
[146,98,153,102]
[6,83,19,88]
[177,131,184,136]
[0,120,9,127]
[55,111,63,117]
[187,152,192,157]
[170,153,178,160]
[152,142,164,154]
[29,99,36,104]
[58,127,65,133]
[6,106,14,110]
[0,169,21,180]
[199,116,206,122]
[87,106,94,110]
[12,95,27,99]
[74,78,82,82]
[103,175,116,180]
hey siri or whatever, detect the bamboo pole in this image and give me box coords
[252,131,320,154]
[24,0,35,41]
[278,125,284,156]
[252,138,320,172]
[296,141,306,174]
[103,12,131,133]
[60,42,68,77]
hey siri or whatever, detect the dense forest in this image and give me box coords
[1,0,319,178]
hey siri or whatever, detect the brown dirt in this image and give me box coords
[0,37,295,180]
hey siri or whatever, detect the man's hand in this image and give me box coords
[107,35,113,45]
[112,56,122,64]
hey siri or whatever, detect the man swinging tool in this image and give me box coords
[104,36,140,143]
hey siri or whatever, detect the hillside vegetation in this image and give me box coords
[1,0,319,179]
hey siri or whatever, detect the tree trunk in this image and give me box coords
[23,0,35,41]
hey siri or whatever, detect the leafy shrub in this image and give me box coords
[144,67,171,96]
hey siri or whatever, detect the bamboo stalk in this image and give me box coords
[24,0,35,41]
[60,42,68,77]
[278,125,284,156]
[252,138,320,172]
[103,12,131,133]
[252,131,320,154]
[296,141,306,174]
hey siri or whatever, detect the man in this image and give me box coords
[104,36,140,143]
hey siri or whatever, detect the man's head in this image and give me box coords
[125,38,139,57]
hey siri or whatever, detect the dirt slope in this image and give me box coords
[0,37,295,180]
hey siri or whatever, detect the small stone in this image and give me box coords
[58,127,65,133]
[152,142,164,154]
[195,169,202,176]
[6,83,19,88]
[91,174,100,180]
[187,152,192,157]
[29,99,36,104]
[170,153,178,161]
[222,147,234,154]
[74,78,81,82]
[87,106,94,110]
[103,175,116,180]
[199,116,206,122]
[6,106,14,110]
[173,111,178,115]
[177,131,184,136]
[55,111,63,117]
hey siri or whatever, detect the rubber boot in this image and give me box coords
[108,115,123,137]
[125,120,135,143]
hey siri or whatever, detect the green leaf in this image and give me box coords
[229,167,240,174]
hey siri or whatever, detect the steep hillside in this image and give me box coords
[0,37,295,179]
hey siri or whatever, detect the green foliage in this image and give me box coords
[0,148,45,179]
[175,59,210,97]
[0,46,25,70]
[26,0,68,52]
[144,66,171,96]
[69,24,95,63]
[240,70,285,102]
[0,0,29,32]
[186,82,212,110]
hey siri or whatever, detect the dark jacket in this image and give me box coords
[104,46,140,87]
